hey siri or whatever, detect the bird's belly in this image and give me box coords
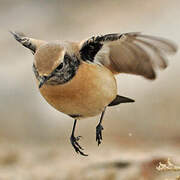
[39,62,117,118]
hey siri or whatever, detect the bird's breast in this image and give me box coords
[39,62,117,118]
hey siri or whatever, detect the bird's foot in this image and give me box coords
[96,123,104,146]
[70,135,88,156]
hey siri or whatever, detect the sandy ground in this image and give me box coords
[0,0,180,179]
[0,139,180,179]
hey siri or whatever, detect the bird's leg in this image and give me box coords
[96,107,107,146]
[70,119,88,156]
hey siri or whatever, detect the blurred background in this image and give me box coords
[1,0,180,179]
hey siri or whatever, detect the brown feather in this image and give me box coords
[93,32,177,79]
[34,43,65,76]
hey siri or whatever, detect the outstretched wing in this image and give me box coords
[79,32,177,79]
[10,31,46,54]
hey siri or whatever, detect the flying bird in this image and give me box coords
[11,31,177,156]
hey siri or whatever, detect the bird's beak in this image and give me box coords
[39,76,48,89]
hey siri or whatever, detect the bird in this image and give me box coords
[11,31,177,156]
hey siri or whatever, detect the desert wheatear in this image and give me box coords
[11,32,177,156]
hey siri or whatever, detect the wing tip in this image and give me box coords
[10,30,26,43]
[144,69,156,80]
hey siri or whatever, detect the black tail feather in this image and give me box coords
[108,95,135,107]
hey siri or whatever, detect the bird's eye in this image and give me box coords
[43,75,48,79]
[56,63,63,70]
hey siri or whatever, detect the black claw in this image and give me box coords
[74,137,83,150]
[76,136,82,141]
[70,135,88,156]
[96,124,104,146]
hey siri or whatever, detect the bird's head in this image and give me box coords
[34,43,65,88]
[34,43,65,76]
[11,31,66,88]
[11,31,79,88]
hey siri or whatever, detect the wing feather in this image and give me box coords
[80,32,178,79]
[134,39,168,69]
[136,34,177,53]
